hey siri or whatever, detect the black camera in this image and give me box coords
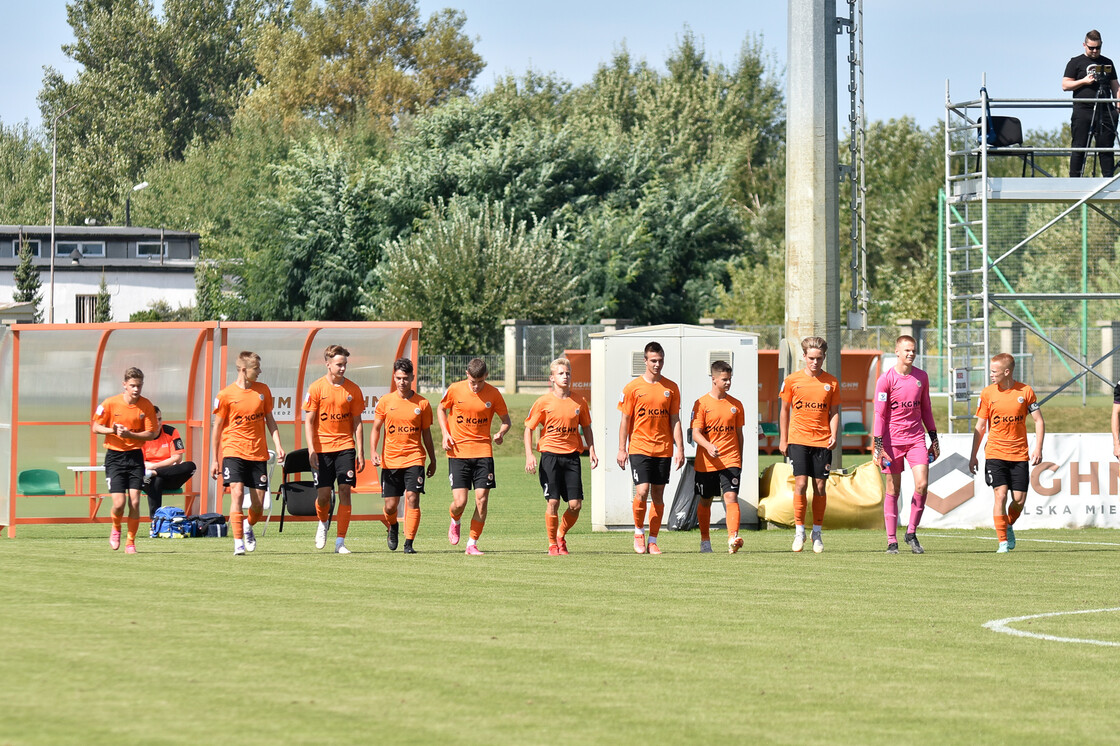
[1090,63,1113,83]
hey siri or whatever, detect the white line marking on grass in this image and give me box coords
[983,607,1120,647]
[924,534,1120,547]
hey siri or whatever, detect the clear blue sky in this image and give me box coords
[0,1,1109,134]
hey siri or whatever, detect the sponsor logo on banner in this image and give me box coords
[900,434,1120,528]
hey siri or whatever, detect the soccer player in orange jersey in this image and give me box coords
[142,405,197,536]
[92,367,158,553]
[303,344,366,554]
[968,353,1045,553]
[778,337,840,554]
[371,358,437,554]
[437,358,511,555]
[524,357,599,555]
[616,341,684,555]
[690,360,746,554]
[211,351,286,556]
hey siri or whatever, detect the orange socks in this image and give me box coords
[315,500,330,523]
[794,494,807,526]
[546,513,559,546]
[112,515,122,531]
[469,518,485,541]
[811,494,827,527]
[994,514,1008,542]
[337,504,352,538]
[1007,502,1023,525]
[450,505,463,522]
[126,517,139,544]
[247,506,262,525]
[632,497,647,532]
[385,506,398,525]
[725,501,741,535]
[697,503,711,541]
[231,509,244,540]
[559,508,579,538]
[648,502,664,538]
[404,507,421,540]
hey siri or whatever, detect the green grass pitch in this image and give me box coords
[2,455,1120,745]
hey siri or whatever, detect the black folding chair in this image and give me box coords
[275,448,333,532]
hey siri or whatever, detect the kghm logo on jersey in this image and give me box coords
[636,404,671,418]
[794,401,829,410]
[457,414,489,425]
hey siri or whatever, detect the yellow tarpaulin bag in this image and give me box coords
[757,460,883,529]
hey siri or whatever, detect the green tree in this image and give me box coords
[0,121,50,224]
[129,298,194,321]
[247,0,483,128]
[94,273,112,322]
[376,197,576,353]
[12,237,43,322]
[38,0,266,222]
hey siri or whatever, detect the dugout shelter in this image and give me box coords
[589,324,759,532]
[0,321,420,537]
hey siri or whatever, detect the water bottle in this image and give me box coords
[881,457,891,470]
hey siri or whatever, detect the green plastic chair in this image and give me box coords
[17,469,67,495]
[842,422,870,437]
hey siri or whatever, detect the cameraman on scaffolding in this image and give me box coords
[1063,29,1120,177]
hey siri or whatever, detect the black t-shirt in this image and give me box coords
[1066,54,1117,106]
[1114,381,1120,404]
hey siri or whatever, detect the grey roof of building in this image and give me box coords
[0,225,199,239]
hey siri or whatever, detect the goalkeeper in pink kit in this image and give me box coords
[872,335,940,554]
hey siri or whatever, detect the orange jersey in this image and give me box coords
[526,392,591,454]
[439,380,509,459]
[143,425,185,462]
[976,381,1039,461]
[618,376,681,458]
[690,393,745,471]
[303,376,365,453]
[93,394,157,452]
[779,369,840,448]
[374,390,433,469]
[213,382,273,461]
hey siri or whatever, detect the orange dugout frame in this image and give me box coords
[0,321,421,537]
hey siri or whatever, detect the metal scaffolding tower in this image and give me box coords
[944,81,1120,433]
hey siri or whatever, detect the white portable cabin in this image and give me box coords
[589,324,759,532]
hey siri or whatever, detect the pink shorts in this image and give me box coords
[880,441,928,474]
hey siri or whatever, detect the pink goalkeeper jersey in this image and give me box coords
[872,366,935,444]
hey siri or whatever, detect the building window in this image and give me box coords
[137,241,165,258]
[75,295,97,323]
[57,241,106,258]
[14,239,41,257]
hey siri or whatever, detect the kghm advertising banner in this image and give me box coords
[900,434,1120,529]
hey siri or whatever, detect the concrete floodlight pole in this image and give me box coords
[785,0,843,462]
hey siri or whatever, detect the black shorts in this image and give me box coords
[105,449,144,493]
[695,467,742,498]
[788,444,832,480]
[985,458,1029,492]
[449,457,496,490]
[629,454,671,486]
[314,449,357,488]
[222,457,269,490]
[539,452,584,502]
[381,465,427,497]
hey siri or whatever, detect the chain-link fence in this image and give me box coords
[514,324,606,384]
[417,354,504,393]
[417,324,1118,396]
